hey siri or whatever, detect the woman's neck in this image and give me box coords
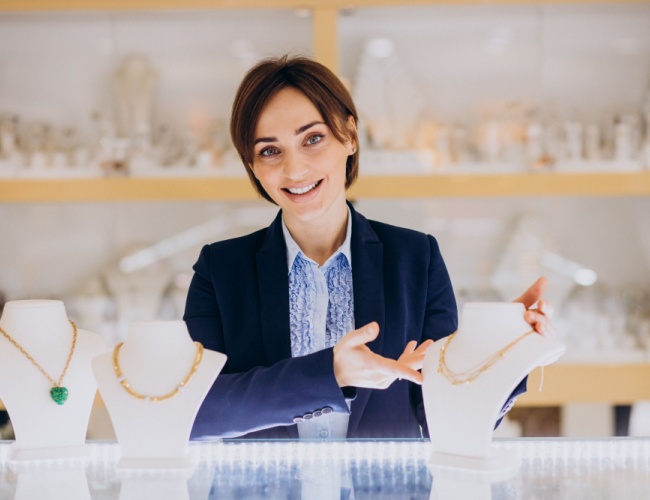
[284,202,349,266]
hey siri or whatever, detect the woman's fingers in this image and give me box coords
[334,332,431,388]
[538,299,554,319]
[525,309,556,338]
[397,341,417,363]
[513,276,548,309]
[338,322,379,348]
[514,277,558,339]
[399,339,434,370]
[416,339,435,352]
[335,322,436,388]
[381,357,424,385]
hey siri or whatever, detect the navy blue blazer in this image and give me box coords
[184,204,525,439]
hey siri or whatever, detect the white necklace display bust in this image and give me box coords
[422,302,565,472]
[92,320,227,470]
[0,300,106,462]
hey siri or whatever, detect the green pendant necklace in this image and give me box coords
[0,320,77,405]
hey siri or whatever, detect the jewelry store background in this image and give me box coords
[1,1,650,441]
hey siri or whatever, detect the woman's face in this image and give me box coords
[251,86,355,227]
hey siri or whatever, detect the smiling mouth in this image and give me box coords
[283,179,322,195]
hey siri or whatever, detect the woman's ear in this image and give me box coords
[346,115,358,154]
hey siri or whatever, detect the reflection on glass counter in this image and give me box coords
[1,439,649,499]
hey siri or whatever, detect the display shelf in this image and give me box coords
[0,177,259,203]
[1,171,650,203]
[348,171,650,199]
[517,363,650,407]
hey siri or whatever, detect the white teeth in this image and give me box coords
[287,181,318,195]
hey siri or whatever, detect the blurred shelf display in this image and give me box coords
[1,3,649,196]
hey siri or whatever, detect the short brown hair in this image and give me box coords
[230,55,359,203]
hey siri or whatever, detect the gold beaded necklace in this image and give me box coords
[438,329,535,386]
[0,320,78,405]
[113,341,204,402]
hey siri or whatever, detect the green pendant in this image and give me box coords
[50,386,69,405]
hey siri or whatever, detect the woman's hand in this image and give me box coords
[333,322,431,389]
[513,276,556,339]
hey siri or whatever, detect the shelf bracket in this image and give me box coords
[312,7,338,74]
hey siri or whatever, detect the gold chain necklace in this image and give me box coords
[0,320,78,405]
[113,341,204,402]
[438,329,534,386]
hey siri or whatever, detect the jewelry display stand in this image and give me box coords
[422,302,565,477]
[91,320,226,472]
[0,300,106,462]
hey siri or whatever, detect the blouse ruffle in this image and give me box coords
[289,252,354,357]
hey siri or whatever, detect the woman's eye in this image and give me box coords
[258,147,279,157]
[306,134,323,145]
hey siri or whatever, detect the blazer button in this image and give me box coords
[321,407,333,414]
[313,410,322,418]
[303,413,314,420]
[293,417,304,424]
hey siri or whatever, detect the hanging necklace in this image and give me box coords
[113,341,204,402]
[0,320,78,405]
[438,329,535,386]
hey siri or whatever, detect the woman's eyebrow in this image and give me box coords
[254,121,325,146]
[254,136,275,145]
[295,121,324,135]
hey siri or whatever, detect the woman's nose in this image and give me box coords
[282,150,308,180]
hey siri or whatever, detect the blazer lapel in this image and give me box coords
[256,211,292,366]
[347,203,385,436]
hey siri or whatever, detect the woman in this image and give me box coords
[183,55,553,440]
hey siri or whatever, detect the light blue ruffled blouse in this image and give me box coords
[281,209,355,439]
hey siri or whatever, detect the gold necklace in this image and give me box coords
[113,341,204,402]
[438,329,534,386]
[0,320,78,405]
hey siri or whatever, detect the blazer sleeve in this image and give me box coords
[184,244,351,439]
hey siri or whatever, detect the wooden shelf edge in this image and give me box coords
[517,363,650,407]
[0,177,260,202]
[348,171,650,198]
[2,172,650,202]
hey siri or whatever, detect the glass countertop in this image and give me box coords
[1,438,649,499]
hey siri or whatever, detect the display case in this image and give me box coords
[1,438,650,498]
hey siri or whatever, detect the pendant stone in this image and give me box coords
[50,386,69,405]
